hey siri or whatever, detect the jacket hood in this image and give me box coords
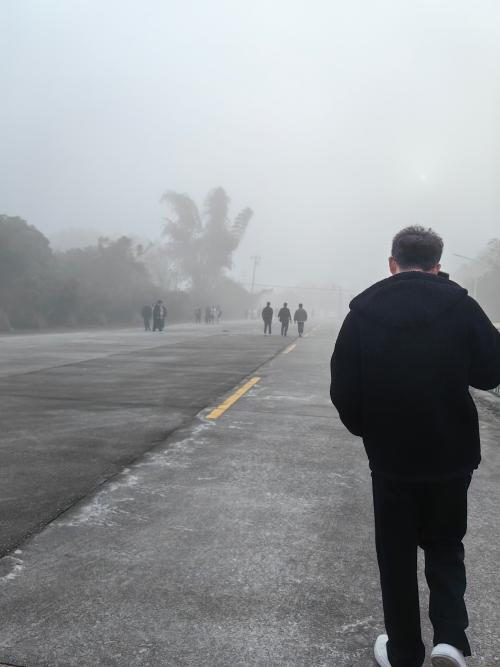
[350,271,468,328]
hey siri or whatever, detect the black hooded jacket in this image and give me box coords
[278,307,292,323]
[262,305,273,322]
[330,271,500,481]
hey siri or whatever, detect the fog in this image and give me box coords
[2,0,500,293]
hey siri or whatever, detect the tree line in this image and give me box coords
[455,239,500,323]
[0,216,157,330]
[0,187,255,331]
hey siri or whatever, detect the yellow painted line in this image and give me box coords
[283,343,296,354]
[206,376,261,420]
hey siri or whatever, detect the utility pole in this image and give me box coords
[250,255,261,295]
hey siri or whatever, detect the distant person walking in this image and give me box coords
[330,226,500,667]
[141,304,152,331]
[278,302,292,336]
[262,301,273,335]
[194,307,202,324]
[294,303,308,337]
[152,300,166,332]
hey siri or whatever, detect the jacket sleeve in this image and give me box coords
[466,297,500,390]
[330,311,363,436]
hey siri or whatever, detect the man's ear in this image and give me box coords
[389,257,398,275]
[429,263,441,275]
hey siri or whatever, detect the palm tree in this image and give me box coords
[161,187,253,293]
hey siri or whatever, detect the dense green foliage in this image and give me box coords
[0,216,165,330]
[0,210,255,331]
[0,216,54,329]
[472,239,500,322]
[51,237,158,326]
[454,239,500,322]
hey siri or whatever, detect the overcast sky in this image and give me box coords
[2,0,500,291]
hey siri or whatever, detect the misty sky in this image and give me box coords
[2,0,500,292]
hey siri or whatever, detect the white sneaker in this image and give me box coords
[431,643,467,667]
[374,634,391,667]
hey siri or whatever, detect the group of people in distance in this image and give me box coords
[141,300,309,335]
[194,305,222,324]
[141,300,167,331]
[262,301,308,337]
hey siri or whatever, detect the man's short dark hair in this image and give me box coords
[391,225,443,271]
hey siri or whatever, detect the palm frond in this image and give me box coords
[160,191,201,236]
[231,207,253,243]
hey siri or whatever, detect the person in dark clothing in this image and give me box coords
[141,304,152,331]
[262,302,273,335]
[294,303,308,337]
[152,300,166,332]
[194,306,202,324]
[330,226,500,667]
[278,302,292,336]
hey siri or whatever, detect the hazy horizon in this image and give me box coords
[2,0,500,293]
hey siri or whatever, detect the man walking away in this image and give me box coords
[278,302,292,336]
[152,300,167,332]
[141,304,152,331]
[294,303,308,337]
[330,226,500,667]
[262,301,273,335]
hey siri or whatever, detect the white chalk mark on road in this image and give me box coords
[0,555,25,583]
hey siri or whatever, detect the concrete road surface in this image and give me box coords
[0,323,498,666]
[0,322,287,555]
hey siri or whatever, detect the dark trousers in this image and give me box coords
[153,318,164,332]
[143,317,151,331]
[372,474,472,667]
[281,321,289,336]
[264,320,272,334]
[297,321,304,336]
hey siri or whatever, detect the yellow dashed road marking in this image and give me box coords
[206,377,261,420]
